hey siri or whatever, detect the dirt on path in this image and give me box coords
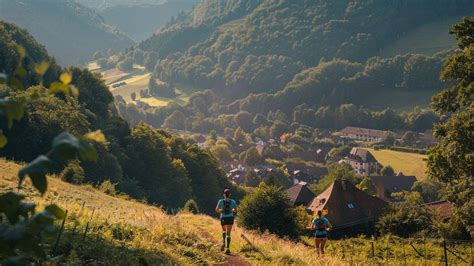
[225,253,251,266]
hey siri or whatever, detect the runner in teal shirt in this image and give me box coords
[312,210,332,257]
[215,188,237,254]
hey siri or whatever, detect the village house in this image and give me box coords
[286,182,316,206]
[340,148,381,176]
[370,174,417,201]
[306,180,388,238]
[340,126,389,142]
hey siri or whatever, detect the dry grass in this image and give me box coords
[367,148,428,180]
[0,158,344,265]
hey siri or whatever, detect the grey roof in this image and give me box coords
[286,183,315,206]
[346,148,378,163]
[370,175,417,193]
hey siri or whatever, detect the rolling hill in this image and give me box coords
[99,1,196,41]
[0,0,134,66]
[131,0,473,98]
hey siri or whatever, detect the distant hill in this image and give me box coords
[99,1,196,41]
[75,0,168,9]
[0,0,134,66]
[129,0,473,100]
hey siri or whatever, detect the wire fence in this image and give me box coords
[323,236,473,265]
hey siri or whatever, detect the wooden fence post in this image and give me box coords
[82,207,95,242]
[52,210,68,256]
[443,240,448,266]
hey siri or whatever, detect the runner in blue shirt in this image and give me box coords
[312,210,332,257]
[215,188,237,254]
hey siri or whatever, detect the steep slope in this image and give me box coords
[131,0,473,99]
[0,0,134,66]
[99,1,196,41]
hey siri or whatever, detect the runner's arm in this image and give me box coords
[327,221,333,231]
[215,200,221,214]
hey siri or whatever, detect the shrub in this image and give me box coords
[98,180,117,196]
[377,201,433,237]
[60,161,85,184]
[238,184,302,237]
[183,199,200,214]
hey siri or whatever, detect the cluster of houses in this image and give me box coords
[287,179,452,238]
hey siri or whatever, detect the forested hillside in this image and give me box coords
[0,21,242,214]
[0,0,133,65]
[99,1,196,41]
[126,0,473,99]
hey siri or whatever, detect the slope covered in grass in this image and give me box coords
[367,149,428,180]
[0,158,341,265]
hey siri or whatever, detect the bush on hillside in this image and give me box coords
[98,180,117,196]
[183,199,200,214]
[60,161,85,184]
[377,200,433,237]
[237,184,305,237]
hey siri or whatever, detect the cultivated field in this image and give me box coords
[367,148,428,180]
[87,62,190,107]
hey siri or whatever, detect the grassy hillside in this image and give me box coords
[0,0,134,65]
[2,158,470,265]
[0,158,338,265]
[367,149,428,180]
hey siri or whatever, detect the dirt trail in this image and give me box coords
[194,224,251,266]
[225,253,251,266]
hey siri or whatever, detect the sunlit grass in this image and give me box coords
[367,148,428,180]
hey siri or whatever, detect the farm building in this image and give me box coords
[340,148,382,176]
[340,126,389,142]
[370,174,417,201]
[306,180,388,238]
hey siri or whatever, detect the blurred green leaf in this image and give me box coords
[48,81,69,96]
[69,85,79,97]
[59,72,72,85]
[0,99,25,128]
[78,139,98,162]
[34,62,50,76]
[0,192,32,223]
[18,155,53,194]
[0,131,7,148]
[51,132,81,160]
[85,130,106,143]
[16,45,26,60]
[44,204,66,220]
[14,67,27,78]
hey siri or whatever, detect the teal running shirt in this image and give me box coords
[218,199,237,218]
[312,217,330,236]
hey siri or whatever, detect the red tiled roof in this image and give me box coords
[341,127,387,138]
[423,201,453,220]
[307,180,388,229]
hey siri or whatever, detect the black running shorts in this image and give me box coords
[220,216,234,226]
